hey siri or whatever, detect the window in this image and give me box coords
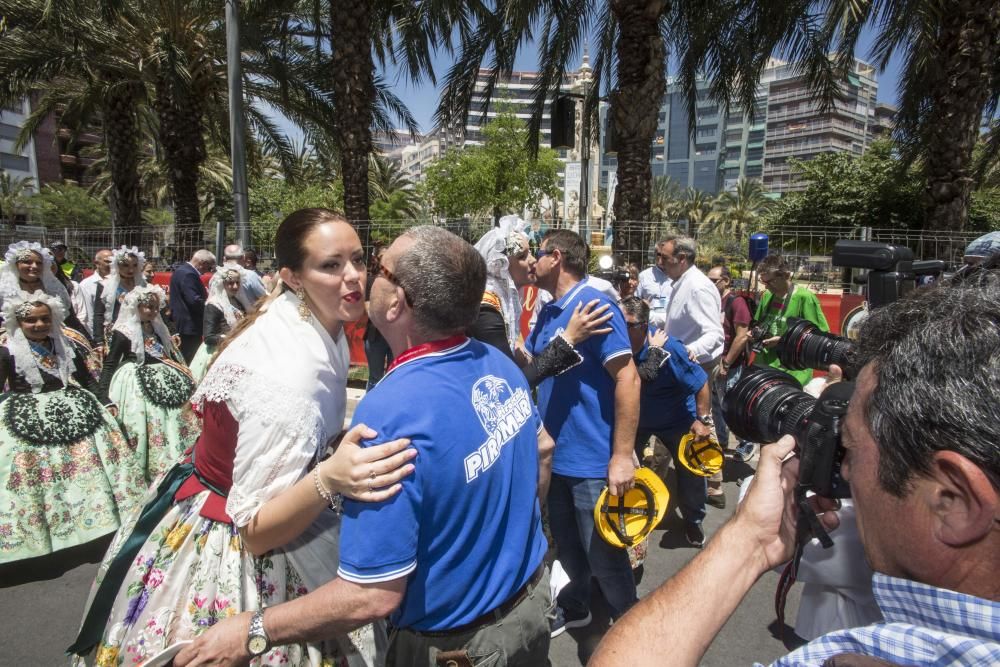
[0,152,29,172]
[0,123,20,141]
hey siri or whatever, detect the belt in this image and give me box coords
[406,564,545,638]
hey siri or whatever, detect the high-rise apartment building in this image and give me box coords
[0,100,40,190]
[756,59,878,193]
[601,57,881,197]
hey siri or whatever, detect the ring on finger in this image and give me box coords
[368,482,374,493]
[369,466,377,480]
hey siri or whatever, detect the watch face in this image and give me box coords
[248,635,268,655]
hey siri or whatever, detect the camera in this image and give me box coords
[833,240,915,308]
[776,318,855,379]
[593,253,630,284]
[723,367,853,501]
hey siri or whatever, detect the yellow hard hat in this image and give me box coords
[593,468,670,548]
[677,432,725,477]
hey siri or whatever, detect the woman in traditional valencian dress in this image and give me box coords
[0,240,92,341]
[70,208,414,667]
[471,215,612,386]
[97,284,199,479]
[0,292,143,564]
[93,246,147,348]
[188,265,247,383]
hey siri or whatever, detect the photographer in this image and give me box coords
[754,253,829,386]
[591,282,1000,666]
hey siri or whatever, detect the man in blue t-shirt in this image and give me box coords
[526,229,641,637]
[176,227,550,667]
[621,296,713,548]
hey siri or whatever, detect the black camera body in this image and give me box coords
[833,240,915,308]
[723,367,853,499]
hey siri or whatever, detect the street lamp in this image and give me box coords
[225,0,250,255]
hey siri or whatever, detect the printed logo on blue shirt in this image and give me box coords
[466,375,533,483]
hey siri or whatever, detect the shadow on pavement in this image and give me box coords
[0,533,111,588]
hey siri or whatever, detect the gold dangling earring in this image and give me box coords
[296,287,312,322]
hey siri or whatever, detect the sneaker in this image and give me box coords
[684,521,705,548]
[733,441,759,463]
[549,606,592,638]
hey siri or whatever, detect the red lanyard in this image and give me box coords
[387,334,468,371]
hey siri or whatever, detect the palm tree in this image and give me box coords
[324,0,472,246]
[713,178,772,238]
[650,176,685,222]
[0,172,35,225]
[435,0,842,254]
[0,0,146,244]
[368,154,414,203]
[681,188,722,236]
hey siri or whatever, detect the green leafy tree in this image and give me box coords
[968,188,1000,232]
[423,113,562,222]
[23,184,111,228]
[762,140,925,230]
[248,177,345,250]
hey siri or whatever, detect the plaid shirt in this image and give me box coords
[768,573,1000,666]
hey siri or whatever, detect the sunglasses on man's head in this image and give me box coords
[626,320,648,330]
[534,248,555,260]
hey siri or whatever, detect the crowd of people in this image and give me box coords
[0,218,996,666]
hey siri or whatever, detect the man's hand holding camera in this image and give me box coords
[731,435,842,573]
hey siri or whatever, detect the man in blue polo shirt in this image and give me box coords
[621,296,713,548]
[526,229,641,637]
[174,227,549,667]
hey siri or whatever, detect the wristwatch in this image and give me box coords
[246,610,271,657]
[697,413,715,426]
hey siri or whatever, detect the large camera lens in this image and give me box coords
[723,367,816,444]
[777,318,854,377]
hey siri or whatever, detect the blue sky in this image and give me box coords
[274,27,904,139]
[376,28,904,134]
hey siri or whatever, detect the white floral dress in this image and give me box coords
[70,292,385,667]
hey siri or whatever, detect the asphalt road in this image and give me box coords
[0,439,801,667]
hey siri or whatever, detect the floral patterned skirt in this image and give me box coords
[187,343,215,384]
[0,387,146,563]
[72,486,383,667]
[109,362,200,479]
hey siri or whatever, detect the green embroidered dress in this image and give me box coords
[0,333,144,563]
[98,331,200,480]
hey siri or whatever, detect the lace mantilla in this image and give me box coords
[192,362,325,523]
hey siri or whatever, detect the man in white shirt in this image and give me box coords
[661,236,723,365]
[636,239,673,328]
[661,236,727,507]
[75,248,112,337]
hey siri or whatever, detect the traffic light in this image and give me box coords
[551,96,576,149]
[605,115,619,156]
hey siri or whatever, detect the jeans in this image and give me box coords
[547,474,637,620]
[636,429,707,524]
[365,329,393,390]
[387,568,551,667]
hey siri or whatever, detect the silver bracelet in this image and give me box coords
[312,467,343,514]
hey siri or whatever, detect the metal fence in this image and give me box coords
[2,219,982,275]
